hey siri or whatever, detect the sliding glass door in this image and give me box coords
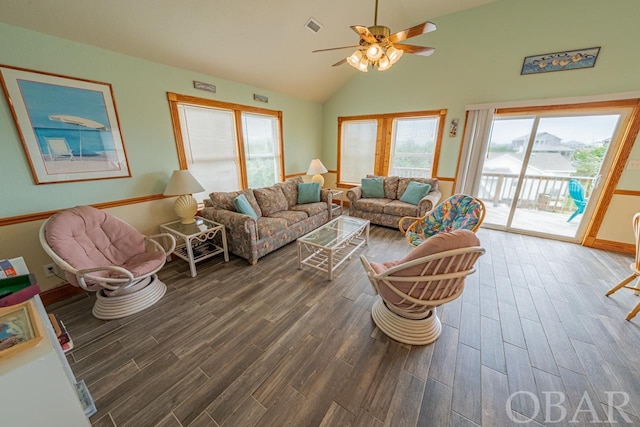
[479,109,628,241]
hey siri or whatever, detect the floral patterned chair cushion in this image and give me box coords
[406,194,485,246]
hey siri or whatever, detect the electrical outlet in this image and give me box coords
[43,263,58,277]
[628,159,640,171]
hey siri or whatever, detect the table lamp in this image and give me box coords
[307,159,328,187]
[163,170,205,224]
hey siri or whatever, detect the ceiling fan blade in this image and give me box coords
[394,44,436,56]
[388,21,436,43]
[332,58,348,67]
[313,45,361,53]
[351,25,377,43]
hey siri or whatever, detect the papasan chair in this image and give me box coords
[40,205,176,319]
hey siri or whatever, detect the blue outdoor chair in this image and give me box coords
[567,179,587,222]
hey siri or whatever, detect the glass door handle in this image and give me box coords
[593,174,601,189]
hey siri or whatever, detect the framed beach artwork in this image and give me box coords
[521,47,600,75]
[0,299,43,360]
[0,65,131,184]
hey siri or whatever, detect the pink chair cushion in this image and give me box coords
[45,206,165,286]
[371,229,480,306]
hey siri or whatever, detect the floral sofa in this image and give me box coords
[347,176,441,229]
[201,177,331,264]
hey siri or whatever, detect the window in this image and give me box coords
[167,93,284,200]
[337,110,446,186]
[242,113,280,188]
[389,117,439,178]
[339,120,378,183]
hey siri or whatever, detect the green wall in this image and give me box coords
[0,23,323,218]
[322,0,640,188]
[1,0,639,220]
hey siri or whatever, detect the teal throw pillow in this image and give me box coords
[400,182,432,205]
[234,194,258,220]
[361,177,384,198]
[297,182,321,204]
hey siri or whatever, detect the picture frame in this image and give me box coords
[521,47,600,75]
[0,299,43,360]
[0,65,131,184]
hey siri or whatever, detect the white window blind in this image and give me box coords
[179,105,240,197]
[389,117,438,178]
[340,120,377,184]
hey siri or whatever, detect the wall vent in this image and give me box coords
[305,18,322,34]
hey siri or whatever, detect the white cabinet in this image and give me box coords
[0,296,91,427]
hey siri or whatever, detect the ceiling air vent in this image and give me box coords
[305,18,322,34]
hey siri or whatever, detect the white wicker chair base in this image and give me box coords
[92,274,167,320]
[371,298,442,345]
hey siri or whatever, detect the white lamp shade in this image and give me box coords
[164,170,205,224]
[163,170,205,196]
[307,159,328,175]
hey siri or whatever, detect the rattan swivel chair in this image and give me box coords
[40,205,176,319]
[361,229,485,345]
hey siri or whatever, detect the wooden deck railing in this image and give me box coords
[378,169,593,214]
[389,167,431,178]
[478,173,594,212]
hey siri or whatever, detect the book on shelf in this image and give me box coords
[47,313,74,352]
[0,273,40,307]
[0,258,17,278]
[0,256,30,278]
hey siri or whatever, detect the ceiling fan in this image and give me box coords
[313,0,436,72]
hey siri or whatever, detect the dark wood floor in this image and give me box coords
[48,225,640,427]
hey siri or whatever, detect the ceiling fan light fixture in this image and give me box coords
[377,54,392,71]
[387,45,403,64]
[347,50,363,67]
[312,0,436,71]
[366,43,383,60]
[357,57,370,72]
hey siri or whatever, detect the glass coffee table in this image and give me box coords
[297,216,370,280]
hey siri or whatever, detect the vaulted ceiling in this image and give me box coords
[0,0,495,102]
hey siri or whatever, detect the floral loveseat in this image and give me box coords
[347,176,441,229]
[201,177,331,264]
